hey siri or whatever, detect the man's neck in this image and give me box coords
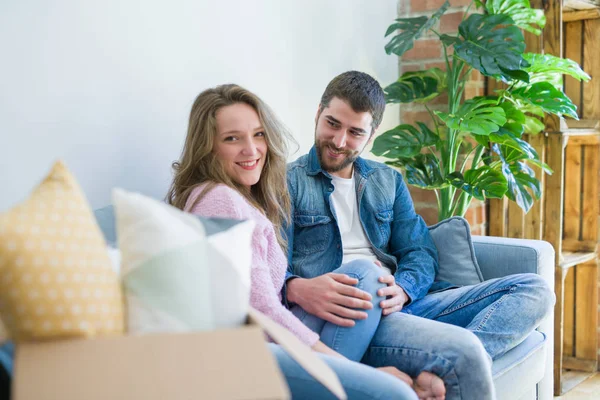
[329,165,354,179]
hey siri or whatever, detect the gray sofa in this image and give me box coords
[0,212,554,400]
[473,236,554,400]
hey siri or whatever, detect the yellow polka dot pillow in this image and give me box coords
[0,161,124,341]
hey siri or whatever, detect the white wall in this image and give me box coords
[0,0,399,211]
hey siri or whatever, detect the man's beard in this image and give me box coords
[315,139,360,174]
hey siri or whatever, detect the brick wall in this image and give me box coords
[396,0,487,234]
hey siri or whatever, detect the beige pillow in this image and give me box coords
[0,161,124,342]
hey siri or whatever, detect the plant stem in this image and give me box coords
[453,190,473,217]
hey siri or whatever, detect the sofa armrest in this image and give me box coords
[471,235,554,285]
[472,235,555,400]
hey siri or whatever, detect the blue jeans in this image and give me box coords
[269,343,417,400]
[361,273,554,400]
[291,260,387,361]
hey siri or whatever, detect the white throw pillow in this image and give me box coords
[112,189,254,334]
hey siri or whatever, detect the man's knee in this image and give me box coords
[336,260,388,300]
[515,273,555,317]
[337,259,387,279]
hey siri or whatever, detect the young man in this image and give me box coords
[285,71,555,400]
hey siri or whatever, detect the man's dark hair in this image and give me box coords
[319,71,386,132]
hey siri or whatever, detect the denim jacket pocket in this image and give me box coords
[374,210,393,247]
[293,214,331,254]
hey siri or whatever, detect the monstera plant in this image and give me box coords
[372,0,590,220]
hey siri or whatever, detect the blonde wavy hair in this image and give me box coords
[166,84,294,250]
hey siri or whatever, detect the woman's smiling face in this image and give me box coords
[213,103,268,188]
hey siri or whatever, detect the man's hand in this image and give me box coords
[378,275,409,315]
[287,274,373,327]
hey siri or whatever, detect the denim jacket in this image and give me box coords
[285,147,451,304]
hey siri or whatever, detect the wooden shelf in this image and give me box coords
[559,251,598,269]
[564,0,600,11]
[564,8,600,21]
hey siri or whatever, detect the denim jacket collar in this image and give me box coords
[306,146,375,179]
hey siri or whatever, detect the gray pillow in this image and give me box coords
[428,216,484,286]
[93,205,243,246]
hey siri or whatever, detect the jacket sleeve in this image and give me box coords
[281,169,299,308]
[390,172,439,303]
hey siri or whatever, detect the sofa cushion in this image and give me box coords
[112,189,254,334]
[0,161,124,341]
[429,216,484,286]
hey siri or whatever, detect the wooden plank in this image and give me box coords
[544,133,566,263]
[564,267,575,356]
[525,1,543,53]
[564,133,600,146]
[563,9,600,22]
[564,0,600,11]
[560,370,596,394]
[488,198,506,237]
[581,145,599,241]
[563,118,600,129]
[560,251,597,269]
[562,238,599,252]
[524,134,545,239]
[583,18,600,119]
[507,201,524,238]
[563,144,582,241]
[565,21,583,119]
[562,356,598,371]
[543,0,564,132]
[554,266,567,396]
[575,260,599,361]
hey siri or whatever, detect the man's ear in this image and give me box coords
[367,128,378,145]
[315,105,323,125]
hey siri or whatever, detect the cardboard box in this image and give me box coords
[13,307,346,400]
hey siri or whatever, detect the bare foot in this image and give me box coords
[376,366,414,387]
[414,371,446,400]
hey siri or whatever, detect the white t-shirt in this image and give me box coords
[330,174,391,274]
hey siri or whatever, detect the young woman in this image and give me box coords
[167,84,443,400]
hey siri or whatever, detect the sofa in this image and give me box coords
[0,210,554,400]
[473,235,554,400]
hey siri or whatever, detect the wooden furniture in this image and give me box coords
[487,0,600,395]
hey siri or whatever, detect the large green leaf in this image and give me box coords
[387,153,446,189]
[497,145,552,173]
[372,122,439,159]
[448,167,508,200]
[486,0,546,35]
[512,82,578,119]
[492,144,542,212]
[384,69,447,104]
[489,127,539,159]
[523,115,544,134]
[384,1,450,57]
[454,14,529,82]
[437,97,507,136]
[521,53,591,87]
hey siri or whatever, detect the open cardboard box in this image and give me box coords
[12,307,346,400]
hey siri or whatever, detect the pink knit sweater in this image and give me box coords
[184,183,319,347]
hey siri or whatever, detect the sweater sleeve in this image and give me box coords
[186,184,320,347]
[248,227,319,346]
